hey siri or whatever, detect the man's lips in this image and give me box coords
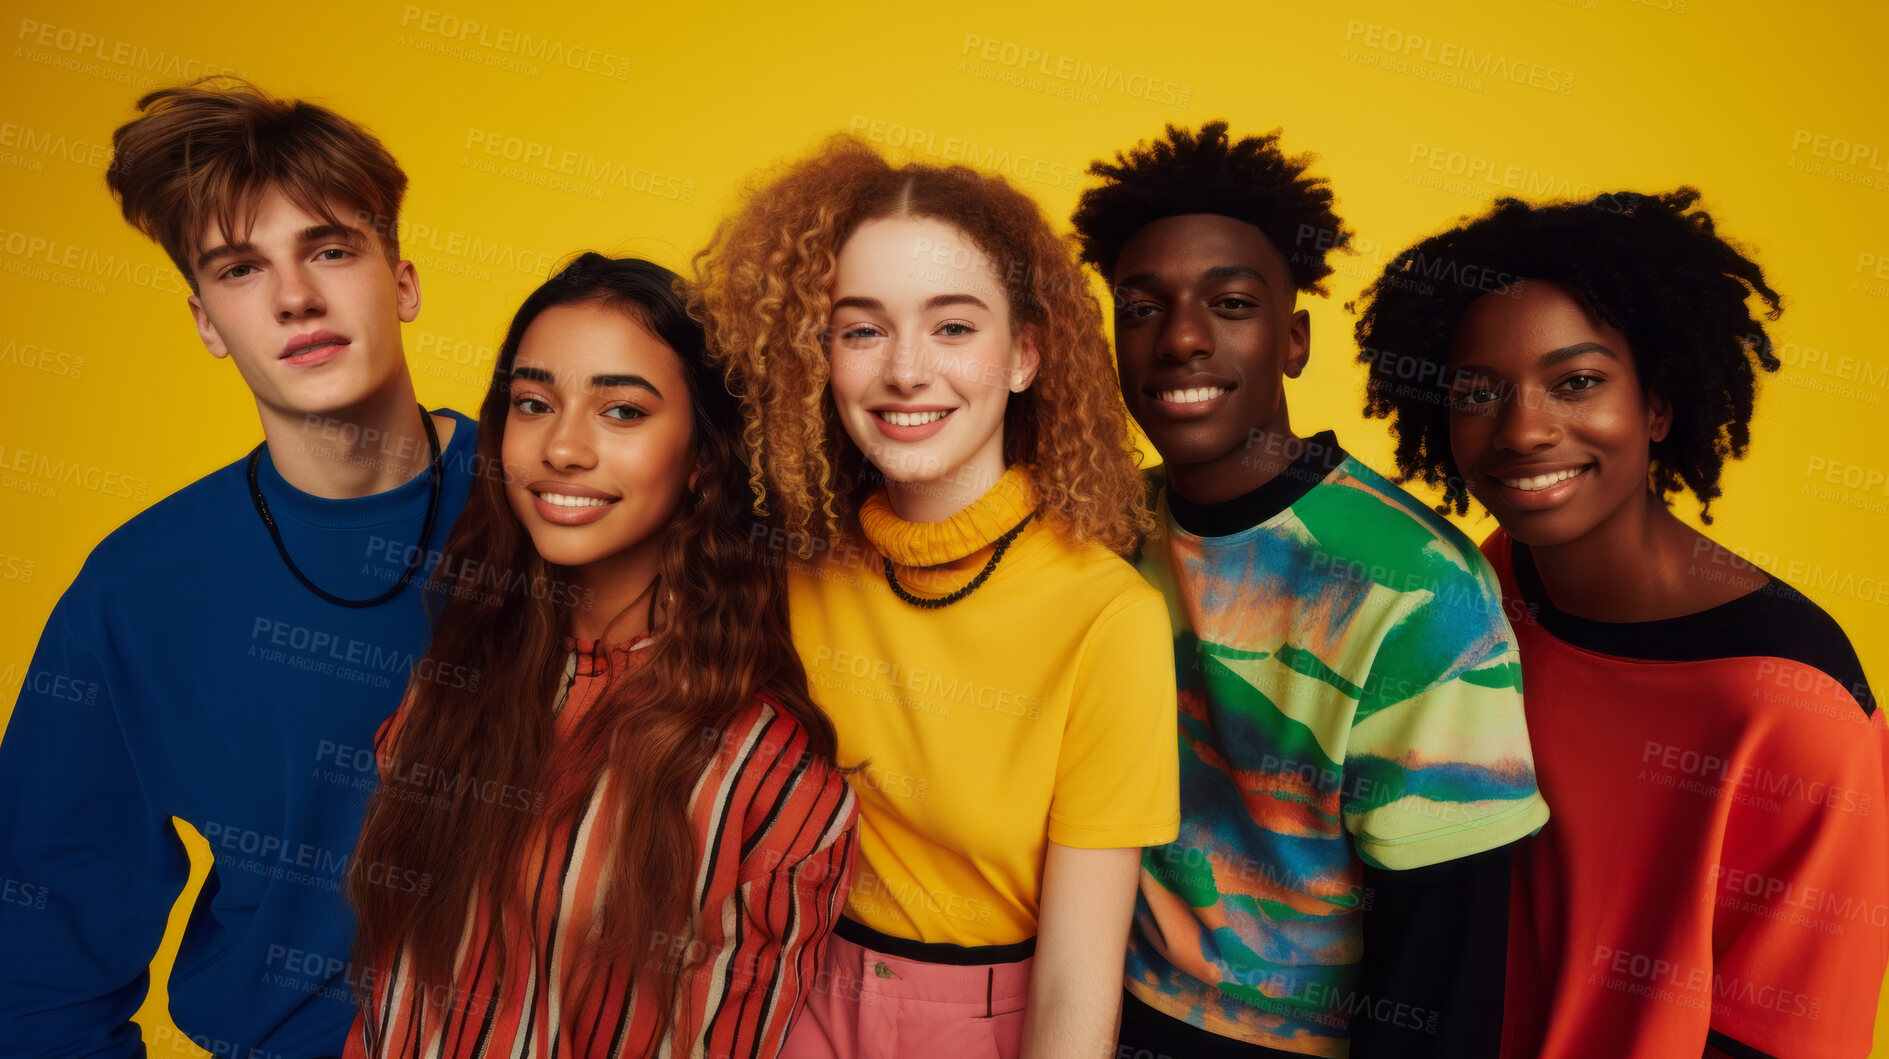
[1141,377,1237,417]
[281,330,350,363]
[281,330,353,358]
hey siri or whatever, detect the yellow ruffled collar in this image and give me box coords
[858,467,1037,567]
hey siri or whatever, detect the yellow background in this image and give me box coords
[3,0,1886,1052]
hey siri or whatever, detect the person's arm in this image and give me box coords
[1339,537,1546,1058]
[1702,657,1887,1059]
[0,587,190,1057]
[1023,843,1141,1059]
[690,711,858,1059]
[1030,589,1180,1058]
[1351,844,1513,1058]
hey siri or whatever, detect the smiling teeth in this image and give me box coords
[882,410,948,427]
[1156,386,1228,405]
[539,492,613,507]
[1499,466,1589,491]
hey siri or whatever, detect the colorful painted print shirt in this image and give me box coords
[1124,432,1549,1056]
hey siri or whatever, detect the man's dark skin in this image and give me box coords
[1112,212,1310,505]
[1108,210,1511,1059]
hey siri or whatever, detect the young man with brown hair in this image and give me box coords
[0,79,479,1057]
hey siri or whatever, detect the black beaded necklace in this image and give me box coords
[246,403,443,609]
[882,512,1034,610]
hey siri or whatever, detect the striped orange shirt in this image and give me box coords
[345,637,857,1058]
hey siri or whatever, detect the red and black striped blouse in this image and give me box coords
[345,637,857,1059]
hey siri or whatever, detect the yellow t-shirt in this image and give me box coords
[786,467,1180,946]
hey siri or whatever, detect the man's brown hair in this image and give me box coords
[106,77,408,291]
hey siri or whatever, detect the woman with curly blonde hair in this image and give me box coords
[694,137,1179,1058]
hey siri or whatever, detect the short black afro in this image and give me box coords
[1071,121,1351,295]
[1352,188,1782,522]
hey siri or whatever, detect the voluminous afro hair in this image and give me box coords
[1353,188,1782,522]
[1071,121,1351,294]
[692,135,1154,557]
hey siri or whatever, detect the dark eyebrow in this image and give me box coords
[297,223,366,247]
[831,296,883,313]
[590,374,663,398]
[924,293,989,312]
[1451,342,1620,379]
[194,224,366,273]
[1113,264,1269,292]
[1204,264,1270,287]
[1540,341,1618,367]
[509,365,663,399]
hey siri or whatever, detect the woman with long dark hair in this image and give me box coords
[344,253,856,1057]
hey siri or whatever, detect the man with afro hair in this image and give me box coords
[1071,122,1546,1058]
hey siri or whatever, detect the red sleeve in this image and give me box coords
[686,701,858,1058]
[1708,660,1889,1058]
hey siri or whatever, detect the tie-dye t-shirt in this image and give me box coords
[1124,432,1548,1056]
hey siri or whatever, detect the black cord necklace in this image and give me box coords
[247,403,444,609]
[883,512,1034,610]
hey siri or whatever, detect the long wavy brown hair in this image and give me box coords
[692,136,1152,555]
[348,253,837,1037]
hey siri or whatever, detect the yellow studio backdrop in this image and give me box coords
[2,0,1885,1053]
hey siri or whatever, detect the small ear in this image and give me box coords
[1009,324,1042,393]
[187,294,230,359]
[394,259,421,323]
[1648,390,1672,443]
[1282,307,1311,380]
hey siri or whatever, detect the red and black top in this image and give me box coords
[1485,531,1886,1059]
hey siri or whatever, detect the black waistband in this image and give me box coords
[835,916,1036,966]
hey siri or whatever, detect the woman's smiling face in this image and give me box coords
[1445,279,1670,547]
[825,215,1037,514]
[501,301,697,571]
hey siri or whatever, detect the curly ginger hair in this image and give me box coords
[692,135,1152,555]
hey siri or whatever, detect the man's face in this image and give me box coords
[1110,213,1307,473]
[187,186,419,429]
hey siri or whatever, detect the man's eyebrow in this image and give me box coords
[1114,265,1269,290]
[1204,264,1269,287]
[194,224,367,273]
[196,242,253,272]
[296,223,366,246]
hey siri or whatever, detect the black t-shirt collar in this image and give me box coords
[1165,430,1347,538]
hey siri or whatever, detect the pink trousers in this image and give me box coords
[782,928,1034,1058]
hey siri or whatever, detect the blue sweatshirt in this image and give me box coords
[0,409,478,1058]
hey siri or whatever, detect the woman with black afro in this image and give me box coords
[1353,189,1886,1059]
